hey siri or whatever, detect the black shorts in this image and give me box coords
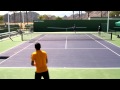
[35,71,49,79]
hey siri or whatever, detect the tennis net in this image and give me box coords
[22,31,112,42]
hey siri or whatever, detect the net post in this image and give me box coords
[19,29,23,41]
[110,32,112,40]
[21,33,23,41]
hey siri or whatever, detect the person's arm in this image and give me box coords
[46,58,48,64]
[31,53,36,66]
[31,61,34,66]
[45,52,48,64]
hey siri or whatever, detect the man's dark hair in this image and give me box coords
[35,42,41,50]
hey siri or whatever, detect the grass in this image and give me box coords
[0,32,41,53]
[0,35,23,53]
[0,68,120,79]
[94,32,120,47]
[110,34,120,46]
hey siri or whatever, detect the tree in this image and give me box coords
[26,11,28,25]
[85,11,92,19]
[38,15,43,20]
[38,15,49,20]
[80,11,82,20]
[50,15,56,20]
[79,11,80,19]
[0,15,3,23]
[13,11,18,23]
[55,16,62,20]
[78,11,82,20]
[10,11,17,23]
[20,11,22,29]
[109,11,120,17]
[13,11,16,23]
[43,15,49,20]
[101,11,102,17]
[73,11,74,19]
[63,15,67,20]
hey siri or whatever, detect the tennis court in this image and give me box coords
[0,31,120,79]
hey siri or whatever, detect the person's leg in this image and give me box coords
[35,72,42,79]
[42,71,50,79]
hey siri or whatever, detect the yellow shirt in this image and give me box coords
[31,50,48,73]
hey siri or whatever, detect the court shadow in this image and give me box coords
[0,56,9,59]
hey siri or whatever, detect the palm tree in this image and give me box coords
[81,11,82,20]
[85,11,92,19]
[13,11,17,23]
[10,11,17,24]
[101,11,102,17]
[20,11,22,29]
[73,11,74,19]
[78,11,82,20]
[26,11,28,25]
[0,15,4,23]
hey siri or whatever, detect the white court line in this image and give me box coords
[0,34,20,42]
[0,35,47,65]
[0,34,41,55]
[94,34,120,48]
[26,48,107,50]
[50,67,120,69]
[0,39,27,55]
[87,34,120,57]
[0,67,120,69]
[0,67,35,68]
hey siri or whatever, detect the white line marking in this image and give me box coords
[0,35,46,65]
[0,40,27,55]
[26,48,107,50]
[94,34,120,48]
[0,33,41,55]
[49,67,120,69]
[87,34,120,57]
[67,48,107,49]
[0,67,35,68]
[0,34,20,41]
[65,36,67,49]
[0,67,120,69]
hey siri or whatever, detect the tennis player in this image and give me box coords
[98,24,101,35]
[31,42,50,79]
[73,24,76,33]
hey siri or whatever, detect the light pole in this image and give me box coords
[107,11,109,33]
[8,11,10,36]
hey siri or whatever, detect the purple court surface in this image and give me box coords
[0,34,120,68]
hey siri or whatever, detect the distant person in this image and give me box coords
[117,34,120,38]
[4,23,7,27]
[17,29,24,41]
[30,26,33,33]
[31,42,50,79]
[17,29,23,34]
[98,24,101,35]
[73,24,76,33]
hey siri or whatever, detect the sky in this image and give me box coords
[0,11,85,17]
